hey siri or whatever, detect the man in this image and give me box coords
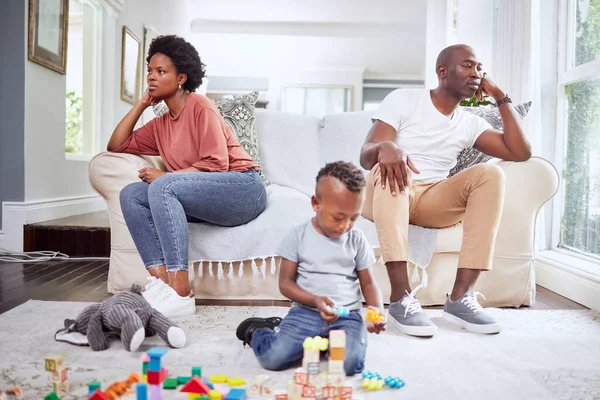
[360,44,531,337]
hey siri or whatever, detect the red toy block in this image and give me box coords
[302,385,316,398]
[322,386,336,398]
[180,376,211,395]
[89,389,110,400]
[339,386,353,399]
[293,370,308,385]
[147,367,167,385]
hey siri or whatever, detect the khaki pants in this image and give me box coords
[362,163,506,270]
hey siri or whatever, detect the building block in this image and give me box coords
[226,376,245,386]
[327,373,345,386]
[293,369,308,385]
[136,382,148,400]
[44,393,60,400]
[202,378,215,389]
[147,368,167,385]
[142,375,148,383]
[49,367,69,383]
[338,386,353,399]
[273,389,288,400]
[328,330,346,348]
[328,360,344,374]
[146,347,168,372]
[150,384,163,400]
[44,355,63,372]
[89,389,110,400]
[52,380,69,397]
[322,385,336,398]
[249,375,271,395]
[223,388,246,400]
[286,381,303,398]
[178,376,192,385]
[301,385,316,398]
[329,347,345,361]
[192,366,202,377]
[163,378,178,389]
[209,374,228,383]
[180,376,211,395]
[208,389,223,400]
[88,381,101,395]
[306,362,320,375]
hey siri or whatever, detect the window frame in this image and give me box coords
[551,0,600,263]
[64,0,104,158]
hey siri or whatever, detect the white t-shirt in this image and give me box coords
[373,89,492,182]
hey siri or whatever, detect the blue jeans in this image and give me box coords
[119,169,266,271]
[251,306,367,376]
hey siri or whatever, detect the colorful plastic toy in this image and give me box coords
[384,376,405,389]
[365,308,385,324]
[327,306,350,317]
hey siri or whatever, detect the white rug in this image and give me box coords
[1,301,600,400]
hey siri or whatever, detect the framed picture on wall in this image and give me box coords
[140,25,161,124]
[28,0,69,74]
[121,26,141,105]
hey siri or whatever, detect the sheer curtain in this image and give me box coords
[493,0,547,251]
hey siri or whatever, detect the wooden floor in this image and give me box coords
[0,260,588,315]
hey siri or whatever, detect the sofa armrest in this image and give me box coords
[89,152,165,221]
[492,156,560,258]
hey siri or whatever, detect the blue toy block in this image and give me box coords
[224,388,247,400]
[136,382,148,400]
[202,378,214,389]
[146,348,168,372]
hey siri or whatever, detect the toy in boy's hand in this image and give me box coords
[54,284,186,352]
[365,306,386,334]
[326,305,350,317]
[365,307,385,323]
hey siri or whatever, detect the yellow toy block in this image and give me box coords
[141,375,148,383]
[208,389,223,399]
[226,376,245,386]
[44,355,63,372]
[209,374,228,383]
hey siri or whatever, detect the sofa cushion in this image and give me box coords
[215,91,270,184]
[187,184,314,263]
[255,109,322,197]
[449,102,532,176]
[319,110,375,172]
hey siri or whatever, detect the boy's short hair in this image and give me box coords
[316,161,366,193]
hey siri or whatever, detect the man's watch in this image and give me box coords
[496,95,512,106]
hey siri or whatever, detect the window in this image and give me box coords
[280,86,353,116]
[556,0,600,258]
[65,0,99,156]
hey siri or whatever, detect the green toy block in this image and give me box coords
[192,366,202,377]
[163,377,179,389]
[44,393,61,400]
[142,361,149,375]
[178,376,192,384]
[88,381,101,392]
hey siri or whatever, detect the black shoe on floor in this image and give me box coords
[235,316,282,347]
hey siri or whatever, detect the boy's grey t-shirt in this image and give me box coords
[277,220,376,311]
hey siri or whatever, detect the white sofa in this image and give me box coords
[89,109,559,307]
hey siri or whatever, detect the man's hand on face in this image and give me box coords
[476,73,505,102]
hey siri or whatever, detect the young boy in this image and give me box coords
[236,161,386,376]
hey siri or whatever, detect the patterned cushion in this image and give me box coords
[152,91,269,184]
[215,91,269,185]
[448,101,532,177]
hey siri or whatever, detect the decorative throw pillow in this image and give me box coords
[152,91,269,184]
[448,101,532,177]
[215,91,270,185]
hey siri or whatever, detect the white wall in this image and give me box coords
[24,0,189,202]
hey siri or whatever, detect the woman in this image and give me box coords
[108,35,267,318]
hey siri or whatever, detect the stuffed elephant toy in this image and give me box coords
[54,284,186,351]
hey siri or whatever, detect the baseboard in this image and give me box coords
[535,250,600,310]
[0,195,106,252]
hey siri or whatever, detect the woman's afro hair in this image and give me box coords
[147,35,207,92]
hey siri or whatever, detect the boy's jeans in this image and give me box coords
[119,169,266,271]
[251,306,367,376]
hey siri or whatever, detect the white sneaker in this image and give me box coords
[142,277,171,307]
[152,285,196,319]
